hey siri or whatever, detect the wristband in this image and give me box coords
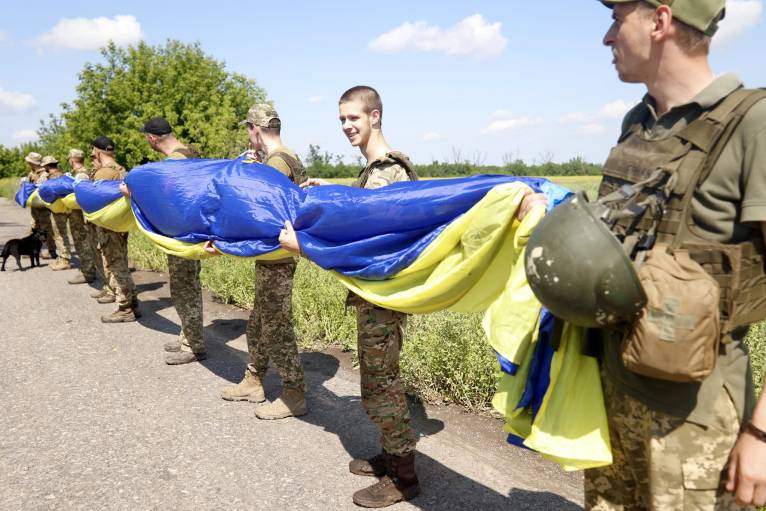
[745,422,766,443]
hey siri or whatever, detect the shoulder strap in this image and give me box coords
[386,151,419,181]
[671,88,766,249]
[269,150,307,185]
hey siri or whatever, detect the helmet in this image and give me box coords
[525,192,646,328]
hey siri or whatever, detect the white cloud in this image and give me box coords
[369,14,507,58]
[308,95,323,104]
[559,112,592,125]
[0,87,37,114]
[422,131,443,142]
[34,15,143,50]
[12,129,38,143]
[0,30,9,45]
[715,0,763,43]
[482,111,542,134]
[600,99,632,119]
[578,123,606,135]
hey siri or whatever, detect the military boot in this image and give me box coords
[254,388,307,419]
[91,288,110,299]
[349,452,389,478]
[97,293,117,304]
[352,452,420,508]
[220,369,266,402]
[50,258,72,271]
[68,273,94,285]
[101,304,137,323]
[165,351,207,365]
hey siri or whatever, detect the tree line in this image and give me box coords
[1,39,603,179]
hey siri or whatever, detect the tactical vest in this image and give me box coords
[270,150,307,185]
[598,88,766,334]
[354,151,419,189]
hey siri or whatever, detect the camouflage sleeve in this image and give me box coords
[365,163,410,190]
[265,155,292,178]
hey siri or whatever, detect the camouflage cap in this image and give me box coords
[240,103,281,128]
[600,0,726,36]
[40,155,59,167]
[24,152,43,165]
[68,148,85,159]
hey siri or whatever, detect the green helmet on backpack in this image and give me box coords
[525,192,647,328]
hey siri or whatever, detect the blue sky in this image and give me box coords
[1,1,763,165]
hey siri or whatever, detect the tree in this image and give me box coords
[38,40,267,169]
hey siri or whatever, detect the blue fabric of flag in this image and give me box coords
[122,158,572,279]
[74,180,126,214]
[15,182,36,207]
[37,176,75,203]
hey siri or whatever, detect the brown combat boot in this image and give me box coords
[219,369,266,403]
[101,304,137,323]
[352,452,420,508]
[50,258,71,271]
[165,351,207,365]
[97,293,116,304]
[91,288,110,299]
[349,452,389,477]
[254,388,307,419]
[68,273,94,285]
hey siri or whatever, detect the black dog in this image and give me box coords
[1,229,46,271]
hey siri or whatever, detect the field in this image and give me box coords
[1,174,762,405]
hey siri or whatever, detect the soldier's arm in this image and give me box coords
[365,163,407,189]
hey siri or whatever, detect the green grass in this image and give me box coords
[0,176,19,201]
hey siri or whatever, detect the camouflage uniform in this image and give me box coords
[166,145,205,354]
[66,162,98,280]
[584,376,752,510]
[93,161,136,308]
[351,152,418,456]
[29,169,57,256]
[246,146,306,391]
[42,167,73,263]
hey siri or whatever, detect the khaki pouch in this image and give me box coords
[621,245,720,382]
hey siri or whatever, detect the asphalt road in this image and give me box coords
[0,197,583,511]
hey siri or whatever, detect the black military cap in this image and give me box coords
[140,117,173,136]
[92,136,115,152]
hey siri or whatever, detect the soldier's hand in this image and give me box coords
[726,425,766,506]
[203,240,221,256]
[300,178,331,189]
[517,188,548,220]
[119,182,131,198]
[279,221,300,254]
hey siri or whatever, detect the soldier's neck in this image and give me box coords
[360,131,391,165]
[262,135,284,157]
[645,53,714,116]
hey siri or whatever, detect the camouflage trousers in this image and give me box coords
[167,255,204,354]
[247,262,304,391]
[50,212,72,261]
[30,207,56,255]
[86,222,107,284]
[356,301,416,457]
[67,210,96,279]
[96,228,136,308]
[584,377,752,511]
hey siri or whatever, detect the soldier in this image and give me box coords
[581,1,766,508]
[90,136,139,323]
[124,117,207,365]
[66,149,98,285]
[24,152,57,259]
[280,86,421,507]
[218,104,308,418]
[38,156,73,271]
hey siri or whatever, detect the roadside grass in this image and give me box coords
[0,177,18,201]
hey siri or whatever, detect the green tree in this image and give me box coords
[38,40,266,169]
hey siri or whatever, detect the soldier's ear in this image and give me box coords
[369,109,382,128]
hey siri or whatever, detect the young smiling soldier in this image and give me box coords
[282,86,420,508]
[585,1,766,509]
